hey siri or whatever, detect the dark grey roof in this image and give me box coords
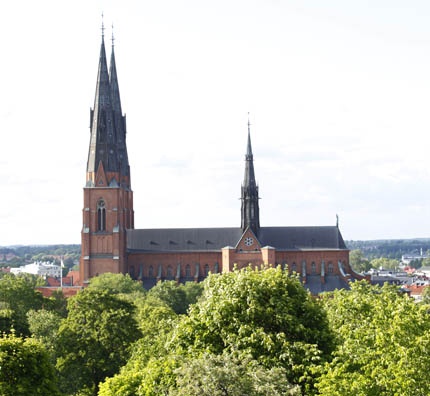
[127,225,347,252]
[304,275,350,294]
[258,226,347,250]
[127,228,243,252]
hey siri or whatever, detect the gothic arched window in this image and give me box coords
[185,264,191,278]
[204,264,210,276]
[167,266,173,279]
[328,262,334,274]
[148,265,154,277]
[97,199,106,232]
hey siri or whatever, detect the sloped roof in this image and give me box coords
[303,274,350,295]
[127,228,243,252]
[258,226,347,250]
[127,226,347,252]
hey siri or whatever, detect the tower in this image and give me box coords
[80,30,134,284]
[241,118,260,234]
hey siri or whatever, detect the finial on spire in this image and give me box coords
[101,12,105,38]
[336,214,339,227]
[111,23,115,47]
[248,112,251,131]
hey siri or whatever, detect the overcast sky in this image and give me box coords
[1,1,430,246]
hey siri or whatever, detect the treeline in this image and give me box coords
[1,269,430,395]
[3,238,430,269]
[0,244,80,268]
[346,239,430,260]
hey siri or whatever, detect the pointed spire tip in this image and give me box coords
[111,23,115,47]
[101,12,105,39]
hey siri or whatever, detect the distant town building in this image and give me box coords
[10,261,61,278]
[401,248,428,265]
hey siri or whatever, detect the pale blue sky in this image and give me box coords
[1,1,430,245]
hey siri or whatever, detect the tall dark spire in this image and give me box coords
[109,30,130,180]
[241,116,260,233]
[86,28,130,186]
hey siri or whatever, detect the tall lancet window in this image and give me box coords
[97,199,106,232]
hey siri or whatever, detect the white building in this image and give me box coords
[10,261,61,278]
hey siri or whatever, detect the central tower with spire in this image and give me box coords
[80,26,134,284]
[241,117,260,234]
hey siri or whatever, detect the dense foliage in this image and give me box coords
[0,333,60,395]
[1,269,430,395]
[55,288,142,395]
[0,273,45,335]
[99,267,332,395]
[172,267,333,390]
[318,281,430,395]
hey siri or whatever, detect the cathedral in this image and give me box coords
[79,33,365,293]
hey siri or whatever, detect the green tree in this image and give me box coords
[0,333,60,395]
[100,268,332,395]
[43,288,68,317]
[317,281,430,395]
[27,309,62,356]
[172,266,333,392]
[409,258,422,269]
[98,295,178,396]
[181,281,204,307]
[421,285,430,304]
[147,280,202,314]
[171,352,300,396]
[370,257,399,270]
[349,249,371,273]
[421,257,430,267]
[55,288,141,396]
[0,273,45,335]
[87,272,145,295]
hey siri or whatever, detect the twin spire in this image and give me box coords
[86,29,130,187]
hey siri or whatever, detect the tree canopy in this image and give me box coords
[0,333,60,395]
[0,273,45,335]
[172,266,334,392]
[317,281,430,395]
[55,288,142,395]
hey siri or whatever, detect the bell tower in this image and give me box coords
[80,28,134,284]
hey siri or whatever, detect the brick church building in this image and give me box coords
[79,33,365,293]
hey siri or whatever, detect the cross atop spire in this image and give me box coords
[246,113,253,159]
[101,13,105,38]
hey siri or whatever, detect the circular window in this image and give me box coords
[244,237,254,246]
